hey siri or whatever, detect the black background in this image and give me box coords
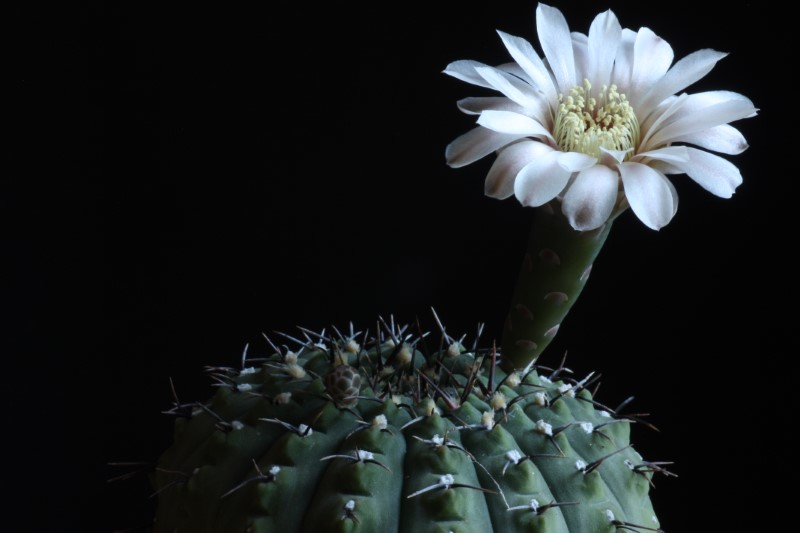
[10,1,792,531]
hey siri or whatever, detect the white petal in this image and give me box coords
[477,110,553,140]
[673,124,749,155]
[599,146,630,164]
[618,162,676,230]
[664,173,679,218]
[497,31,558,104]
[629,27,674,105]
[668,147,743,198]
[443,60,496,89]
[637,49,728,116]
[611,28,636,94]
[644,91,756,133]
[562,165,619,231]
[475,66,550,120]
[445,127,521,168]
[650,161,683,175]
[536,3,576,94]
[633,145,690,164]
[457,97,524,116]
[514,148,571,207]
[571,32,589,81]
[647,99,756,148]
[498,62,533,83]
[587,9,621,88]
[558,151,597,172]
[639,93,689,149]
[486,141,549,199]
[673,90,755,112]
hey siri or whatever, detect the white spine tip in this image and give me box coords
[533,392,548,406]
[284,351,299,365]
[344,340,360,354]
[481,410,496,430]
[506,449,524,464]
[357,450,375,461]
[557,383,575,397]
[439,474,455,486]
[446,342,462,358]
[535,419,553,436]
[505,372,521,387]
[273,392,292,405]
[372,415,388,430]
[489,392,508,411]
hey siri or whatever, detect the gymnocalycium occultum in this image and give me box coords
[147,3,754,531]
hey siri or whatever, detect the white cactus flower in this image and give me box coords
[445,3,756,230]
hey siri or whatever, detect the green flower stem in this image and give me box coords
[500,203,612,372]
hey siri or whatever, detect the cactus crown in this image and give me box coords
[151,316,673,532]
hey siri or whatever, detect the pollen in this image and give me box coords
[554,80,639,159]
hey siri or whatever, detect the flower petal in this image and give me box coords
[629,27,674,106]
[587,9,621,88]
[536,3,576,94]
[475,66,550,121]
[611,28,636,94]
[562,165,619,231]
[456,96,525,115]
[647,99,756,148]
[618,162,676,230]
[457,97,524,116]
[667,147,743,198]
[443,60,496,89]
[487,141,551,199]
[514,149,571,208]
[673,124,749,155]
[634,145,690,165]
[477,110,553,140]
[496,31,558,104]
[445,127,521,168]
[599,146,630,165]
[571,32,589,80]
[558,151,597,172]
[637,49,728,116]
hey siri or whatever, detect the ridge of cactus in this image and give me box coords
[150,316,672,532]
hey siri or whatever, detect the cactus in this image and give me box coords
[152,315,668,533]
[141,1,756,530]
[151,206,669,533]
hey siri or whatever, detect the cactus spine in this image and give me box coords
[152,320,668,532]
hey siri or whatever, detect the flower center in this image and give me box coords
[553,80,639,159]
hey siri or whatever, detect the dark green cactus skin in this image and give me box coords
[153,334,663,532]
[501,206,612,372]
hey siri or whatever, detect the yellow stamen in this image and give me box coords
[553,80,639,159]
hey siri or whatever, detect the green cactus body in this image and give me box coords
[153,331,662,532]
